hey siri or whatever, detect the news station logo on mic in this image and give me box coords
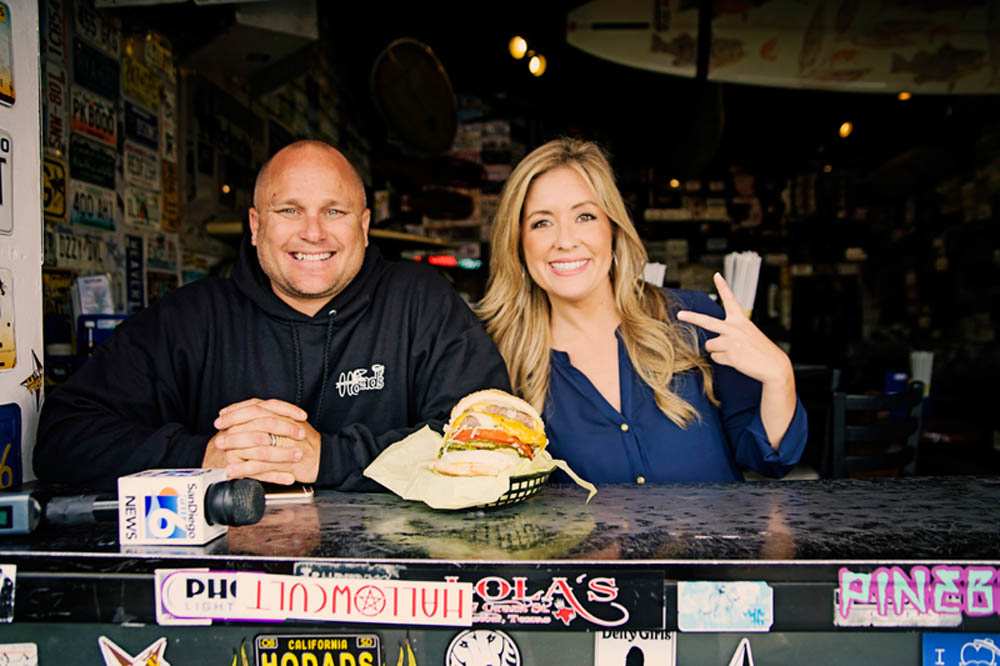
[119,469,229,546]
[144,487,187,540]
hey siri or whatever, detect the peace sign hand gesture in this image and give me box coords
[676,273,793,388]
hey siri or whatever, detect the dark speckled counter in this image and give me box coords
[5,476,998,560]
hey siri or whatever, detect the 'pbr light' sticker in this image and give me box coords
[446,630,520,666]
[677,581,773,632]
[254,634,380,666]
[98,636,169,666]
[594,630,676,666]
[922,634,1000,666]
[0,565,15,622]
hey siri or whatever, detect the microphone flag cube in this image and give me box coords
[118,469,229,545]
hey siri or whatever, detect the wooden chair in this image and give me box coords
[828,381,926,479]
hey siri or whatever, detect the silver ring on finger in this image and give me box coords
[269,432,279,447]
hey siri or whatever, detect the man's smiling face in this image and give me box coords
[249,143,370,316]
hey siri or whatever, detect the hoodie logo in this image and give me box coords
[336,364,385,398]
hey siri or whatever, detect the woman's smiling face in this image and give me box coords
[520,166,614,307]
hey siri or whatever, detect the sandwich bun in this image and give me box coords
[430,449,522,477]
[435,389,548,477]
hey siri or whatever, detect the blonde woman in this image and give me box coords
[478,138,806,484]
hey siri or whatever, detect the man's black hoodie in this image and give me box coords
[35,237,511,490]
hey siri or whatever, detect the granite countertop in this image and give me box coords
[5,476,999,562]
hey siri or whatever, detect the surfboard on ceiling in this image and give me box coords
[566,0,1000,94]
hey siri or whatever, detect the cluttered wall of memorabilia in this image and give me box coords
[39,0,368,381]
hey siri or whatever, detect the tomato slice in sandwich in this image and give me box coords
[451,428,535,459]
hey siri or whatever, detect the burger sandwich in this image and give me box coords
[431,389,548,477]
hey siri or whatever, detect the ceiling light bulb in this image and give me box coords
[528,54,547,76]
[669,178,681,189]
[839,121,853,139]
[898,91,912,101]
[509,36,528,60]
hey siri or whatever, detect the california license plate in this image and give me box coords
[255,634,381,666]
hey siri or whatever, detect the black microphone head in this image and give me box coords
[204,479,265,527]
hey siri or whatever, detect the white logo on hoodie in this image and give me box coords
[336,364,385,397]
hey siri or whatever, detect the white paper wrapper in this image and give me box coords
[363,426,596,510]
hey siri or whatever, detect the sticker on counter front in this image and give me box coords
[594,630,676,666]
[156,569,473,627]
[125,100,158,150]
[69,133,116,190]
[0,404,23,488]
[446,629,519,666]
[677,581,773,632]
[0,130,11,235]
[0,565,15,623]
[833,566,989,628]
[922,634,1000,666]
[254,634,381,666]
[0,643,35,665]
[98,636,169,666]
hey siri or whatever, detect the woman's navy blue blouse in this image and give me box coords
[544,289,807,484]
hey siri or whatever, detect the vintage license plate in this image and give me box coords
[144,32,173,77]
[42,61,69,155]
[125,100,158,150]
[0,272,16,371]
[0,129,10,235]
[160,160,179,232]
[70,85,116,146]
[124,141,160,190]
[161,88,177,163]
[73,38,119,100]
[41,0,68,64]
[75,0,119,57]
[125,234,144,312]
[69,133,115,190]
[0,3,14,107]
[147,232,177,272]
[49,224,107,271]
[69,179,115,230]
[43,156,67,221]
[255,634,380,666]
[124,186,160,230]
[122,56,160,110]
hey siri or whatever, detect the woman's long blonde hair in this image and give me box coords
[477,138,717,425]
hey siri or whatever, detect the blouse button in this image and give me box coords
[636,475,646,485]
[620,423,629,432]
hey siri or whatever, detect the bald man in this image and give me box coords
[36,141,511,490]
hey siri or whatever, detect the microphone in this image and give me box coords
[118,469,267,545]
[43,478,265,528]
